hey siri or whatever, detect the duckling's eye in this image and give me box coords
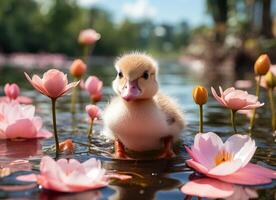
[118,72,123,79]
[142,71,149,80]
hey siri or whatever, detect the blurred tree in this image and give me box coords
[0,0,42,52]
[0,0,192,56]
[206,0,228,42]
[45,0,81,55]
[261,0,273,38]
[174,21,191,49]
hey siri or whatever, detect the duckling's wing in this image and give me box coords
[154,93,185,129]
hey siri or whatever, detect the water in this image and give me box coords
[0,60,275,199]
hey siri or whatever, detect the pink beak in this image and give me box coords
[121,80,141,101]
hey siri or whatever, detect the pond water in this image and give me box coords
[0,60,275,199]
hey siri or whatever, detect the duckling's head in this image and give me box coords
[113,52,159,101]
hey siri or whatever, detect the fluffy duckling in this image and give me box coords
[103,52,185,159]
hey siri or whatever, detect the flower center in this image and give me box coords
[214,150,233,166]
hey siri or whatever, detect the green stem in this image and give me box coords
[268,88,276,131]
[71,78,79,113]
[83,45,92,64]
[51,99,59,157]
[249,75,261,131]
[88,119,94,136]
[231,109,237,133]
[199,105,203,133]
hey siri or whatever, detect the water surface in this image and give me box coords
[0,60,275,199]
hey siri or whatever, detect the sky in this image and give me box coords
[76,0,212,27]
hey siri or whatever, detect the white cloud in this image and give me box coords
[76,0,100,8]
[122,0,157,20]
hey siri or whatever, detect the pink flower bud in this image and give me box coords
[4,83,20,100]
[78,29,101,45]
[84,76,103,102]
[85,104,100,120]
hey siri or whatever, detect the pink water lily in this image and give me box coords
[25,69,79,99]
[25,69,79,156]
[211,86,264,111]
[0,83,32,104]
[36,156,107,192]
[0,102,52,139]
[185,132,276,185]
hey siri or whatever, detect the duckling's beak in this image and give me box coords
[121,80,141,101]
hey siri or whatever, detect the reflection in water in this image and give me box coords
[0,139,42,173]
[181,176,259,199]
[104,158,183,200]
[39,189,103,200]
[0,139,42,158]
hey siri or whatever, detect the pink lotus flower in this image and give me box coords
[181,177,258,199]
[185,132,276,185]
[0,83,33,104]
[211,86,264,111]
[4,83,20,99]
[86,104,100,120]
[0,102,52,139]
[85,76,103,103]
[25,69,79,99]
[78,29,101,45]
[37,156,107,192]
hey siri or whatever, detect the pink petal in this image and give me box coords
[32,117,42,130]
[66,159,84,174]
[105,173,132,181]
[5,119,37,139]
[208,159,243,176]
[193,132,223,169]
[17,96,33,104]
[82,158,101,172]
[224,97,247,110]
[59,81,79,97]
[181,178,234,198]
[222,87,235,96]
[24,73,49,97]
[244,163,276,179]
[42,70,67,98]
[0,97,9,103]
[242,102,264,109]
[185,146,198,162]
[16,173,37,182]
[224,134,256,167]
[186,159,208,174]
[213,163,273,185]
[211,87,227,107]
[36,130,53,138]
[40,156,64,181]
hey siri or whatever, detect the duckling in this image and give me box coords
[103,52,185,159]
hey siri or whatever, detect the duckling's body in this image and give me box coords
[103,52,185,158]
[104,93,184,152]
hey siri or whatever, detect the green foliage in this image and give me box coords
[0,0,191,56]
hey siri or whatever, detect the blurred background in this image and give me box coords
[0,0,276,71]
